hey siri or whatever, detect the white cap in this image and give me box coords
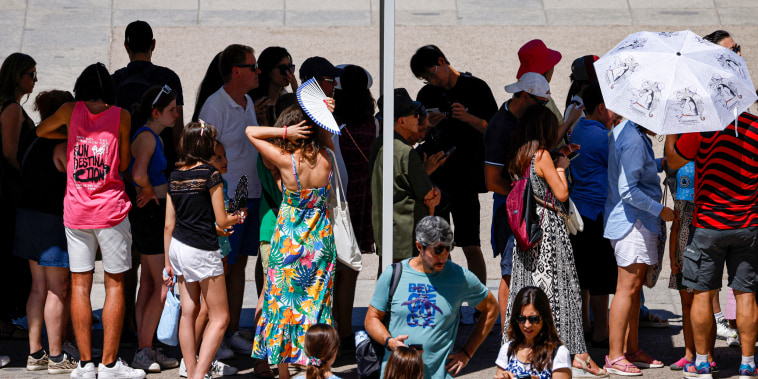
[504,72,551,98]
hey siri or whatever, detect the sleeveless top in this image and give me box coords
[0,98,35,202]
[64,101,131,229]
[128,125,168,188]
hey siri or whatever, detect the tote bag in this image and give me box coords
[157,282,180,346]
[326,149,362,271]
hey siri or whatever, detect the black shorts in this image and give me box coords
[129,199,166,255]
[569,214,617,295]
[682,226,758,293]
[436,190,480,247]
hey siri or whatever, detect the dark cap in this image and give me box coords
[299,56,344,82]
[125,20,153,53]
[393,88,422,119]
[571,55,599,83]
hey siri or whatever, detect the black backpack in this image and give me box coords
[356,262,403,379]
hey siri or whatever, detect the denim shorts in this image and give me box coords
[227,198,261,265]
[682,226,758,292]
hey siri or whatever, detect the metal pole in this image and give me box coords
[380,0,394,272]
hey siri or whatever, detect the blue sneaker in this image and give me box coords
[739,363,758,379]
[683,361,712,378]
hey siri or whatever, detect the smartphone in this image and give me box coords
[567,151,580,161]
[408,344,423,351]
[515,374,531,379]
[443,146,457,158]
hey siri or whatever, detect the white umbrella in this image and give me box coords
[594,30,758,135]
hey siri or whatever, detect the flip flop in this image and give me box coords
[604,355,642,376]
[625,349,664,368]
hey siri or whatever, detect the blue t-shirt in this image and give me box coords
[569,117,609,221]
[370,259,489,379]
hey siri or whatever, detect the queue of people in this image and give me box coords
[0,19,756,379]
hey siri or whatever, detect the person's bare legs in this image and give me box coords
[333,267,359,340]
[196,275,229,379]
[278,363,290,379]
[102,271,126,365]
[733,289,758,358]
[680,290,695,361]
[136,254,168,350]
[195,297,209,348]
[607,263,646,372]
[580,289,591,336]
[178,277,201,378]
[71,271,94,362]
[45,266,70,356]
[461,245,486,284]
[225,255,247,334]
[691,290,716,360]
[498,275,510,333]
[27,261,48,355]
[122,253,140,339]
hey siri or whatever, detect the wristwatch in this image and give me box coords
[384,336,392,350]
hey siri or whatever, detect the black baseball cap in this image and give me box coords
[393,88,422,119]
[299,56,343,81]
[125,20,153,53]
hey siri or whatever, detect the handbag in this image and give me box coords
[326,148,362,271]
[157,280,181,346]
[565,198,584,235]
[507,165,544,251]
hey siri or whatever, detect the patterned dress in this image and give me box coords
[503,157,586,354]
[252,154,337,365]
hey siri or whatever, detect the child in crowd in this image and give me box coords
[294,324,342,379]
[383,347,424,379]
[164,121,242,379]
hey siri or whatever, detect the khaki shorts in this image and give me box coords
[66,217,132,274]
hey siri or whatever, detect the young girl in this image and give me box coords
[496,286,571,379]
[164,122,242,379]
[383,347,424,379]
[129,85,179,372]
[293,324,341,379]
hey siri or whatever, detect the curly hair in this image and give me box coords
[506,286,563,373]
[271,104,321,164]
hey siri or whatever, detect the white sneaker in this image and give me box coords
[0,355,10,368]
[728,333,741,347]
[70,361,96,379]
[214,341,235,360]
[97,358,146,379]
[209,359,238,376]
[63,341,103,360]
[716,317,737,340]
[154,347,179,369]
[226,331,253,355]
[131,347,160,372]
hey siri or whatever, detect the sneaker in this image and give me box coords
[226,331,253,355]
[97,358,146,379]
[154,347,179,369]
[0,355,10,368]
[131,347,160,373]
[739,363,758,379]
[209,359,238,376]
[716,317,737,340]
[683,361,712,378]
[70,361,96,379]
[27,350,49,371]
[729,334,742,347]
[62,341,103,360]
[215,341,235,360]
[48,353,79,374]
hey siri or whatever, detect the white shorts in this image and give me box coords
[611,219,659,267]
[168,237,224,282]
[65,217,132,274]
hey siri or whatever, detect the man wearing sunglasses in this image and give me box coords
[365,216,498,379]
[410,45,498,288]
[704,29,741,56]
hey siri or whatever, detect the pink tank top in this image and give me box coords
[64,101,131,229]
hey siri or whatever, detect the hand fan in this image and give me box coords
[228,175,248,213]
[297,78,340,135]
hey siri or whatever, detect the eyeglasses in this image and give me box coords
[516,315,542,324]
[422,243,453,255]
[278,64,296,75]
[321,77,336,84]
[528,93,549,107]
[23,71,37,81]
[236,63,259,72]
[421,65,438,84]
[152,85,173,107]
[732,44,741,54]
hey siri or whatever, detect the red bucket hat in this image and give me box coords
[516,39,562,79]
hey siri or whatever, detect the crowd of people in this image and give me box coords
[1,18,757,379]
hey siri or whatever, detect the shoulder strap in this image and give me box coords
[290,154,301,191]
[383,262,403,324]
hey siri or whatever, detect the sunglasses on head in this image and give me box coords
[516,315,542,324]
[152,84,173,107]
[236,63,259,72]
[278,64,296,75]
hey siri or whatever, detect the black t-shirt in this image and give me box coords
[415,73,497,194]
[112,61,184,178]
[18,137,66,216]
[484,101,519,168]
[168,164,223,251]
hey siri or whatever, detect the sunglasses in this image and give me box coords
[516,315,542,324]
[422,243,453,255]
[236,63,259,72]
[732,44,741,54]
[278,64,296,75]
[23,71,37,81]
[152,84,173,107]
[529,93,549,107]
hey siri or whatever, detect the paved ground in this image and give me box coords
[2,0,758,378]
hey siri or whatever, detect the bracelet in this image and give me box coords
[556,168,565,172]
[283,125,287,140]
[385,336,392,350]
[462,348,472,359]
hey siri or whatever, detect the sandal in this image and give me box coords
[604,355,642,376]
[253,359,275,379]
[572,356,609,378]
[625,349,664,368]
[639,312,669,328]
[670,357,693,371]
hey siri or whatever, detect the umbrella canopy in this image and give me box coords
[594,30,758,135]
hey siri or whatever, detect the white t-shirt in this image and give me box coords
[495,341,570,379]
[199,87,261,198]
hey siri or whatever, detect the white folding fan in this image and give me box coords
[297,78,340,135]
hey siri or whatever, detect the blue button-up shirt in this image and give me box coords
[570,117,610,221]
[604,120,663,240]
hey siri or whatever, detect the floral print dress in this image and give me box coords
[252,153,337,365]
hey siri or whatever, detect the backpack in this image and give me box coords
[114,65,157,135]
[506,165,543,251]
[356,262,403,379]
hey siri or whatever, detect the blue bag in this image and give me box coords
[157,277,180,346]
